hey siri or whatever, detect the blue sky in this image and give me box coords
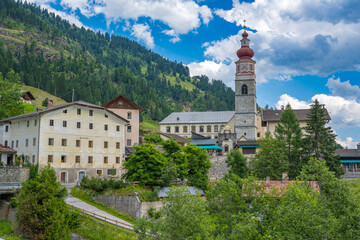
[28,0,360,148]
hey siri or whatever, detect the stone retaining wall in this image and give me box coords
[0,167,30,182]
[208,156,229,180]
[0,200,17,222]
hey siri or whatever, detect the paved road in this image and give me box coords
[65,196,134,231]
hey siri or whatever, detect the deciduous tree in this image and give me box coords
[225,149,248,178]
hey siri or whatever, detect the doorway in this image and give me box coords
[78,171,86,182]
[60,172,67,183]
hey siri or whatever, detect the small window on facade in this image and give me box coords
[48,155,53,163]
[5,126,8,132]
[77,122,81,128]
[62,139,67,146]
[257,132,260,138]
[104,156,108,164]
[4,140,8,147]
[25,139,28,147]
[261,121,267,127]
[207,125,212,133]
[244,133,247,136]
[241,84,248,95]
[175,126,179,133]
[96,169,102,175]
[128,112,132,119]
[116,142,120,149]
[127,139,131,146]
[89,123,93,129]
[191,126,196,132]
[48,138,54,146]
[11,141,14,148]
[116,157,120,164]
[108,169,116,175]
[76,140,81,147]
[127,126,132,132]
[88,156,93,163]
[116,125,120,131]
[105,114,108,118]
[32,155,35,163]
[214,125,219,132]
[27,121,30,127]
[224,145,229,152]
[16,140,19,148]
[183,126,188,133]
[75,156,80,163]
[88,141,93,148]
[104,141,108,148]
[34,120,37,126]
[104,124,108,131]
[199,126,204,133]
[63,110,67,114]
[61,155,66,163]
[166,126,171,133]
[118,101,123,107]
[63,121,67,127]
[77,109,81,115]
[33,138,36,146]
[89,110,93,116]
[50,119,54,126]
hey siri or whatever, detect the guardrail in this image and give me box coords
[67,204,134,231]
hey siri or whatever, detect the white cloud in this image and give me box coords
[336,136,357,149]
[275,94,310,110]
[162,29,180,43]
[326,77,360,100]
[131,24,155,49]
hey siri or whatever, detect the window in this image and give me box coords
[104,124,108,131]
[89,110,93,116]
[118,101,123,107]
[127,139,132,146]
[183,126,188,133]
[34,120,37,126]
[5,126,8,132]
[191,126,196,132]
[32,155,35,163]
[16,140,19,148]
[88,156,93,163]
[89,123,93,129]
[127,126,132,132]
[25,139,28,147]
[257,132,260,138]
[108,169,116,175]
[104,156,108,164]
[116,125,120,131]
[207,125,212,133]
[63,121,67,127]
[105,114,108,118]
[62,139,67,146]
[11,141,14,148]
[199,126,204,133]
[63,110,67,114]
[48,138,54,146]
[50,119,54,126]
[116,157,120,164]
[75,156,80,163]
[262,121,267,127]
[4,140,8,147]
[76,140,81,147]
[77,122,81,128]
[214,125,219,132]
[224,145,229,152]
[27,121,30,127]
[104,141,108,148]
[33,138,36,146]
[175,126,179,133]
[116,142,120,149]
[244,132,247,136]
[88,141,93,148]
[61,155,66,163]
[241,84,248,95]
[48,155,53,163]
[128,112,132,119]
[166,126,171,133]
[77,109,81,115]
[96,169,102,175]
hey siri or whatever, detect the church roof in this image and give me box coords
[262,109,331,122]
[159,111,235,125]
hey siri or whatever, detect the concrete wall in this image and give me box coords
[93,194,162,219]
[0,167,30,182]
[0,200,17,222]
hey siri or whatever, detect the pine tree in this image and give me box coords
[225,149,249,178]
[275,104,303,179]
[303,99,342,177]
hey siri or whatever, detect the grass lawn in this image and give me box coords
[71,187,136,225]
[0,220,23,240]
[21,85,67,106]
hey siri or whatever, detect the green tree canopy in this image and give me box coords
[225,149,249,178]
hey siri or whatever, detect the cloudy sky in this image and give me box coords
[28,0,360,148]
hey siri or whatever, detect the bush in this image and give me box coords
[80,176,125,193]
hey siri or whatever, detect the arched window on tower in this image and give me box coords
[241,84,248,95]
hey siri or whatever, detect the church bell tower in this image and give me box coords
[234,26,257,141]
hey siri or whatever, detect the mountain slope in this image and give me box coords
[0,0,235,121]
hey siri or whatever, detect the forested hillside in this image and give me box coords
[0,0,234,121]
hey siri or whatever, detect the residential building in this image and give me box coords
[20,91,35,104]
[336,144,360,175]
[0,101,128,183]
[159,132,190,146]
[102,94,142,147]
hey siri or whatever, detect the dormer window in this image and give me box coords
[118,101,123,107]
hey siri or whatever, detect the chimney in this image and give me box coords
[282,172,289,183]
[266,176,270,186]
[47,99,54,108]
[357,143,360,152]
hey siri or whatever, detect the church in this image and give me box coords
[159,29,329,155]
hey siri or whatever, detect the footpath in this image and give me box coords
[65,195,134,231]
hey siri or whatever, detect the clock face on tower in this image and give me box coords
[240,63,248,71]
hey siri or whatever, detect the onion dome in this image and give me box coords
[236,30,254,59]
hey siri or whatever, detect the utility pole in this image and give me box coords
[72,89,75,102]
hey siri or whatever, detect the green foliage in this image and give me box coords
[303,99,342,177]
[251,132,289,180]
[29,163,39,180]
[275,104,303,179]
[0,69,24,120]
[225,149,249,178]
[80,176,125,192]
[123,144,168,186]
[135,187,210,240]
[41,97,48,107]
[17,165,80,239]
[144,134,163,144]
[10,197,18,208]
[162,139,188,180]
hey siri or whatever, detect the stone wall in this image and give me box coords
[93,194,162,219]
[0,200,17,222]
[208,156,229,180]
[0,167,30,182]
